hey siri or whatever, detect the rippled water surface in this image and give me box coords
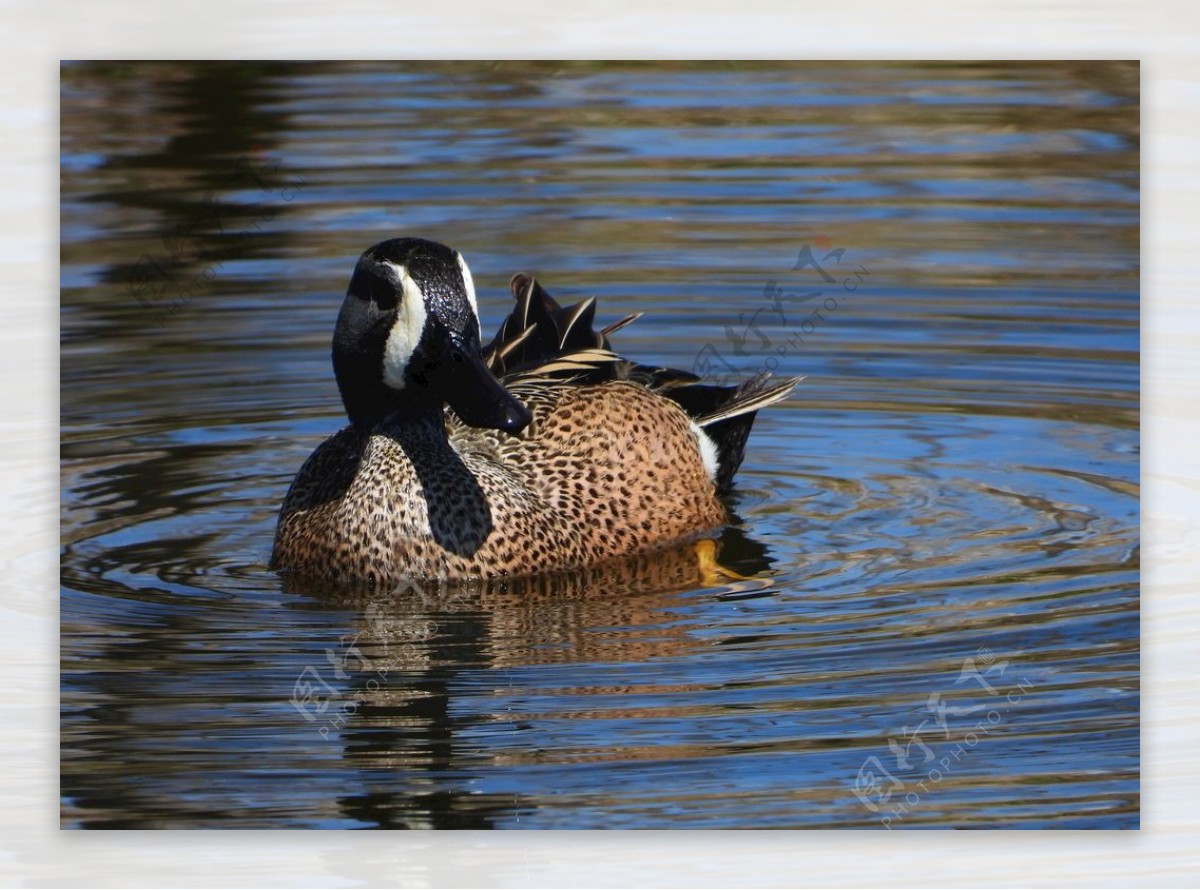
[60,61,1139,829]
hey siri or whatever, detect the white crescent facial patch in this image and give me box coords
[456,251,480,322]
[379,260,429,390]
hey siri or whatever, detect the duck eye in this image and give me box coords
[371,275,398,312]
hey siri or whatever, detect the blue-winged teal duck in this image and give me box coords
[271,237,799,586]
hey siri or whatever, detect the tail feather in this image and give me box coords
[484,274,608,376]
[600,312,642,337]
[696,373,802,427]
[688,373,801,493]
[482,274,800,493]
[558,296,597,349]
[486,322,539,372]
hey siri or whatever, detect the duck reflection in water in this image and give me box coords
[283,526,774,829]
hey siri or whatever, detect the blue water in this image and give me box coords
[60,61,1138,829]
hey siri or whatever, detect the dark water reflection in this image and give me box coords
[61,61,1138,829]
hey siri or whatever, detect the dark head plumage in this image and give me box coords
[332,237,531,436]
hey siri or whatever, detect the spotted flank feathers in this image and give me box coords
[271,237,800,585]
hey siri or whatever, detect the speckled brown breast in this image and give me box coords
[271,380,727,586]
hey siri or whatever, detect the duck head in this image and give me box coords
[333,237,533,436]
